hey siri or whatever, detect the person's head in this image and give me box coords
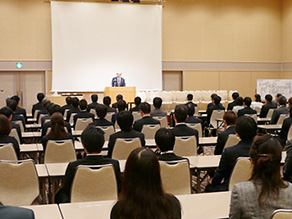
[91,94,98,103]
[186,103,195,116]
[42,98,51,108]
[0,114,11,137]
[7,100,17,112]
[289,107,292,118]
[65,97,72,105]
[117,111,133,131]
[103,96,111,106]
[116,94,123,101]
[37,93,45,103]
[211,93,217,101]
[232,92,239,100]
[223,111,237,126]
[235,116,257,141]
[81,125,105,154]
[79,99,88,110]
[265,94,273,103]
[254,94,261,102]
[139,102,151,115]
[153,97,163,109]
[0,107,13,120]
[249,134,286,207]
[243,97,252,107]
[48,104,62,116]
[278,96,287,106]
[187,94,193,101]
[275,93,282,102]
[235,97,243,106]
[134,97,141,106]
[155,128,175,152]
[116,72,122,78]
[11,95,20,105]
[96,104,108,119]
[213,96,221,105]
[47,112,67,139]
[6,98,11,106]
[288,97,292,107]
[71,97,79,108]
[174,105,188,123]
[117,100,127,112]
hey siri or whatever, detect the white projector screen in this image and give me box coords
[51,1,162,92]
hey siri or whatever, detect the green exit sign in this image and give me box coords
[16,62,23,69]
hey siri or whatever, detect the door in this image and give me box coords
[162,71,183,91]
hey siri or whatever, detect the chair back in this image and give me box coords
[288,125,292,141]
[71,164,118,203]
[69,113,77,126]
[224,134,240,149]
[141,124,160,139]
[63,109,69,120]
[34,110,40,119]
[96,126,115,141]
[0,144,17,160]
[89,109,97,118]
[75,118,93,131]
[9,129,20,144]
[12,120,24,132]
[210,110,224,129]
[271,209,292,219]
[244,114,257,122]
[112,138,142,160]
[266,108,275,119]
[105,112,115,123]
[153,116,168,128]
[46,126,69,135]
[186,123,202,137]
[44,140,76,163]
[38,114,46,124]
[132,111,142,122]
[0,159,39,206]
[159,160,191,195]
[277,114,289,125]
[254,107,261,114]
[194,107,199,115]
[173,136,197,156]
[229,157,252,191]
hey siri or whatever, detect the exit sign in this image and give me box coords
[16,62,23,69]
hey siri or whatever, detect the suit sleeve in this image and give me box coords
[215,133,224,155]
[140,133,146,146]
[12,137,20,160]
[229,185,242,219]
[108,135,115,158]
[271,111,278,124]
[212,149,230,185]
[112,160,121,192]
[16,125,23,144]
[259,105,266,118]
[133,121,141,132]
[284,144,292,182]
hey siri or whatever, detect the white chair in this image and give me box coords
[159,160,191,195]
[254,106,261,114]
[244,114,257,122]
[69,113,77,126]
[96,126,115,141]
[46,127,69,135]
[44,140,76,163]
[75,118,93,131]
[63,109,69,120]
[229,157,252,191]
[12,120,24,132]
[141,124,160,139]
[0,159,39,206]
[287,125,292,141]
[173,136,197,156]
[271,209,292,219]
[71,164,118,203]
[224,134,240,149]
[34,110,40,119]
[210,110,225,129]
[132,111,142,122]
[9,129,20,144]
[153,116,168,128]
[112,138,142,160]
[90,108,97,118]
[0,144,17,160]
[277,114,289,125]
[266,108,275,119]
[186,123,202,137]
[105,112,115,122]
[38,114,46,124]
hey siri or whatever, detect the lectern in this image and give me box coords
[104,87,136,103]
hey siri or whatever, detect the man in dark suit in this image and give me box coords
[185,103,202,125]
[103,96,116,113]
[66,97,80,122]
[133,102,160,132]
[227,92,239,110]
[207,95,225,123]
[130,96,141,112]
[155,128,185,161]
[108,111,145,158]
[271,96,289,124]
[112,94,124,109]
[279,107,292,146]
[215,111,237,155]
[90,104,113,127]
[7,100,26,129]
[0,205,35,219]
[73,99,95,128]
[150,97,167,117]
[259,94,277,118]
[11,95,27,122]
[55,126,121,203]
[36,98,51,123]
[206,116,257,192]
[61,97,73,115]
[237,97,257,117]
[111,100,127,124]
[185,93,197,108]
[207,93,224,112]
[31,92,45,118]
[112,72,126,87]
[87,94,100,112]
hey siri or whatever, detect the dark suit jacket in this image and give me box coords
[73,111,95,128]
[130,105,140,112]
[133,116,160,132]
[112,77,125,87]
[215,126,236,155]
[15,107,27,122]
[36,109,47,123]
[41,115,50,127]
[185,116,202,125]
[41,121,72,137]
[0,206,35,219]
[90,118,113,127]
[237,107,257,117]
[11,122,23,144]
[259,102,277,118]
[207,104,225,123]
[105,105,116,113]
[227,101,236,111]
[61,104,73,115]
[55,155,121,203]
[0,136,20,159]
[41,133,73,151]
[158,152,186,161]
[271,106,289,124]
[185,101,197,108]
[284,141,292,182]
[172,123,199,149]
[107,129,145,158]
[66,107,80,122]
[11,113,26,128]
[87,102,100,112]
[32,102,44,117]
[150,109,167,117]
[212,140,252,186]
[279,117,292,146]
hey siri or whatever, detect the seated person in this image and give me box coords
[87,94,100,112]
[230,135,292,218]
[206,95,225,124]
[110,147,181,219]
[108,111,145,158]
[284,138,292,182]
[66,97,80,122]
[90,104,113,127]
[205,116,257,192]
[61,97,73,115]
[133,102,160,132]
[73,99,95,128]
[7,100,26,129]
[251,94,263,110]
[31,92,45,118]
[185,93,197,108]
[103,96,116,113]
[214,111,237,155]
[11,95,27,122]
[274,93,282,107]
[40,102,53,126]
[278,107,292,147]
[0,114,20,159]
[112,94,123,109]
[55,125,121,203]
[207,93,223,111]
[185,103,202,125]
[111,100,127,124]
[0,205,35,219]
[130,96,141,112]
[271,96,289,124]
[150,97,167,117]
[259,94,277,118]
[155,128,185,161]
[237,97,257,117]
[227,92,239,110]
[42,112,73,151]
[36,98,51,123]
[232,97,244,113]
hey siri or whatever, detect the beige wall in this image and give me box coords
[282,0,292,62]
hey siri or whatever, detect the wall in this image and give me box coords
[282,0,292,62]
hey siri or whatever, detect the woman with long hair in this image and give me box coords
[229,134,292,218]
[110,147,181,219]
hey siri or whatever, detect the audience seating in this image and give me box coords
[0,144,17,160]
[141,124,160,139]
[75,118,93,131]
[224,134,240,150]
[9,128,20,144]
[38,114,46,124]
[210,110,224,129]
[89,109,97,118]
[96,126,115,141]
[13,120,24,132]
[33,110,40,119]
[266,108,275,120]
[112,138,142,160]
[105,112,115,123]
[245,114,257,122]
[63,109,70,120]
[277,114,289,125]
[186,123,202,137]
[271,209,292,219]
[153,116,168,128]
[132,111,142,122]
[173,136,197,156]
[44,140,76,163]
[69,113,77,126]
[287,125,292,141]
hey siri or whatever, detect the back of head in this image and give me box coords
[223,111,237,126]
[174,105,188,123]
[243,97,252,107]
[235,116,257,141]
[116,94,123,101]
[50,112,65,129]
[11,95,20,105]
[265,94,272,103]
[79,99,87,110]
[0,107,13,119]
[155,128,175,152]
[71,97,79,108]
[186,103,195,116]
[117,100,127,112]
[187,94,193,101]
[91,94,98,103]
[7,100,17,112]
[153,97,163,109]
[81,125,105,153]
[47,112,67,139]
[134,97,141,106]
[0,114,11,137]
[254,94,261,102]
[235,97,243,106]
[139,102,151,114]
[232,92,239,100]
[288,97,292,107]
[65,97,72,105]
[276,93,282,99]
[96,104,107,119]
[213,96,221,105]
[211,93,217,100]
[117,111,133,131]
[278,96,287,106]
[48,104,62,116]
[103,96,111,106]
[42,98,51,108]
[37,93,45,102]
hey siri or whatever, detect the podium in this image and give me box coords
[104,87,136,103]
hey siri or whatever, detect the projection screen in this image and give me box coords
[51,1,162,92]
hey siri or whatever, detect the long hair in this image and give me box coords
[116,147,180,219]
[249,134,288,207]
[0,114,11,137]
[46,112,68,140]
